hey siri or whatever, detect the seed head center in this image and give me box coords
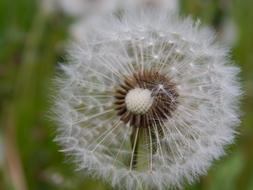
[125,88,153,115]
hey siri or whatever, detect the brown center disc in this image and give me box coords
[114,69,179,128]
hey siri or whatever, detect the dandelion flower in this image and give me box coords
[53,9,241,190]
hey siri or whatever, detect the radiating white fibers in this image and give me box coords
[52,9,241,190]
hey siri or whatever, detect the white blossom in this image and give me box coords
[53,9,241,190]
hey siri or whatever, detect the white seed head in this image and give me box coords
[125,88,153,115]
[52,8,242,190]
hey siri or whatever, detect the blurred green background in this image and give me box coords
[0,0,252,190]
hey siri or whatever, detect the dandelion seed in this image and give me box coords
[53,9,241,190]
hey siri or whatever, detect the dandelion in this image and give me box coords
[53,9,241,190]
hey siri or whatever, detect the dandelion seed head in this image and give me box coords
[53,8,241,190]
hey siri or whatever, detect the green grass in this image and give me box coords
[0,0,253,189]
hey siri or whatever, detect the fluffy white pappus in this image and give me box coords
[69,0,179,42]
[52,9,242,190]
